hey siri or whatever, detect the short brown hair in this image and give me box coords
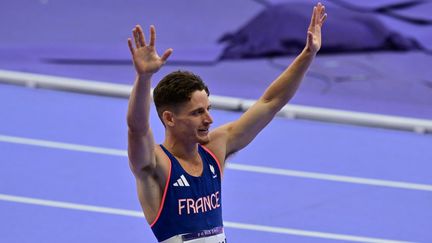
[153,70,209,123]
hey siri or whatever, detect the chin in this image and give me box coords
[197,135,210,144]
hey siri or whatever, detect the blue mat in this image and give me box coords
[1,0,431,119]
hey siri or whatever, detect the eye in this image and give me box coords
[191,108,205,116]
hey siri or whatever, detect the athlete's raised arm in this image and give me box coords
[127,25,172,177]
[210,2,327,162]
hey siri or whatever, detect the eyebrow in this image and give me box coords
[189,105,212,114]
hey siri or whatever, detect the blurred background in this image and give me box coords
[1,0,431,242]
[1,0,432,120]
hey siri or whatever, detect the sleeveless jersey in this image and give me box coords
[151,144,225,242]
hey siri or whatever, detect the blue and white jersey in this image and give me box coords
[151,144,225,243]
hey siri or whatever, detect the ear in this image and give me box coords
[162,110,175,127]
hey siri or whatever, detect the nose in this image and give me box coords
[204,110,213,125]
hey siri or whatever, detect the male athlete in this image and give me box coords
[127,3,327,242]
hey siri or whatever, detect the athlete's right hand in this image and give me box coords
[128,25,173,76]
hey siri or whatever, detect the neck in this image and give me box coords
[163,134,199,162]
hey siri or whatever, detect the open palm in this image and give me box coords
[128,25,173,75]
[306,2,327,54]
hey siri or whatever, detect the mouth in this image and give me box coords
[198,128,209,134]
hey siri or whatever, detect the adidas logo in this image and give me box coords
[173,174,190,187]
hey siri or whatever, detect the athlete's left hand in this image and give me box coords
[306,2,327,54]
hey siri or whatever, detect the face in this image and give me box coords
[168,90,213,144]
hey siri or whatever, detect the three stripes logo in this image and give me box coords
[173,174,190,187]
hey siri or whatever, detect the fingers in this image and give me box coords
[130,25,147,50]
[137,25,146,47]
[161,48,173,63]
[128,24,172,62]
[317,3,327,27]
[310,2,326,28]
[309,6,317,28]
[320,13,327,27]
[133,27,140,48]
[149,25,156,47]
[130,25,157,48]
[127,38,134,55]
[318,2,327,26]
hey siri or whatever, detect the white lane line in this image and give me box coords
[0,134,127,156]
[226,163,432,192]
[223,222,414,243]
[0,193,142,217]
[0,193,414,243]
[1,134,431,192]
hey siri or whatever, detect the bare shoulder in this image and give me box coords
[205,123,233,167]
[152,145,171,180]
[134,145,170,183]
[134,145,171,206]
[134,145,171,224]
